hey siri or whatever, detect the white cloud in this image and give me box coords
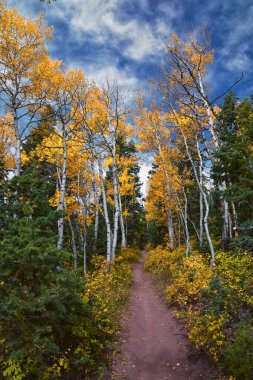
[224,51,251,73]
[64,53,140,96]
[46,0,175,61]
[5,0,179,92]
[85,63,140,96]
[214,3,253,74]
[157,1,183,20]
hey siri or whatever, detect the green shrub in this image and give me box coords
[0,219,92,379]
[222,321,253,380]
[0,219,134,379]
[165,254,212,307]
[116,247,140,263]
[145,247,253,379]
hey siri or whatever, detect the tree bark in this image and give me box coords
[172,108,215,263]
[57,124,67,249]
[196,136,204,247]
[198,71,230,252]
[158,144,174,250]
[98,158,111,264]
[93,202,99,255]
[111,138,120,260]
[68,218,78,271]
[83,202,88,275]
[183,187,191,256]
[118,190,127,249]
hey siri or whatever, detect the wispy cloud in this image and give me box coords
[45,0,174,61]
[5,0,253,98]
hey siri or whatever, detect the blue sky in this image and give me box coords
[6,0,252,193]
[6,0,253,101]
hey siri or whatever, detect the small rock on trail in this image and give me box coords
[105,252,214,380]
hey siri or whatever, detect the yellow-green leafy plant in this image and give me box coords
[145,247,253,379]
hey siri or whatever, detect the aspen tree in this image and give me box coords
[162,32,231,251]
[0,3,52,177]
[170,108,215,263]
[135,103,175,250]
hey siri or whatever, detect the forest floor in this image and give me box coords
[104,252,216,380]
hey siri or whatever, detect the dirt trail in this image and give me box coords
[106,252,213,380]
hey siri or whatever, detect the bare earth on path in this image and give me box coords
[105,252,215,380]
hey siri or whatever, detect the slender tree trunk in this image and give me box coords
[98,158,111,264]
[15,137,21,177]
[13,108,21,177]
[198,72,219,147]
[111,139,120,259]
[91,156,99,255]
[231,200,239,237]
[183,187,191,256]
[176,192,191,256]
[57,124,67,249]
[173,109,215,263]
[228,209,233,239]
[167,206,175,251]
[118,191,127,249]
[68,218,77,271]
[196,137,204,247]
[75,220,84,254]
[198,71,230,252]
[83,202,88,275]
[189,217,200,241]
[177,213,181,247]
[94,202,99,255]
[158,144,174,250]
[221,192,229,251]
[12,109,21,218]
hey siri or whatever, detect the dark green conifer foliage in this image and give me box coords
[213,93,253,250]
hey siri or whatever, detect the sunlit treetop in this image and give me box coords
[0,2,52,73]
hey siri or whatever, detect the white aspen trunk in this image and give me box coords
[13,135,21,219]
[56,151,61,191]
[198,72,219,148]
[198,71,230,251]
[91,156,99,255]
[176,193,191,256]
[189,217,200,241]
[228,209,233,239]
[221,184,230,251]
[111,137,120,260]
[75,220,84,255]
[199,193,204,246]
[125,215,128,241]
[196,136,204,246]
[15,136,21,177]
[98,158,111,264]
[183,187,191,257]
[173,110,215,263]
[177,213,181,247]
[186,139,215,262]
[68,218,78,271]
[94,203,99,255]
[231,200,239,237]
[167,206,175,251]
[57,124,67,250]
[158,144,174,250]
[83,203,88,275]
[13,108,21,177]
[118,190,127,249]
[12,109,21,218]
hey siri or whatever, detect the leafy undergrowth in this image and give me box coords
[144,246,253,379]
[0,238,139,380]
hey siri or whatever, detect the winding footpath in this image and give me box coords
[106,252,214,380]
